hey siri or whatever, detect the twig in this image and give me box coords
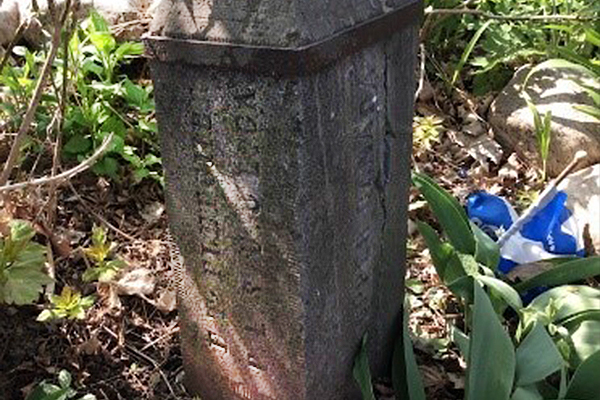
[0,18,30,74]
[101,326,176,398]
[66,180,141,243]
[425,8,600,22]
[414,43,427,101]
[0,0,71,187]
[0,133,114,193]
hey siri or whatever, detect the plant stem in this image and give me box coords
[0,0,72,187]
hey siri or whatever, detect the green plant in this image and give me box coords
[0,220,52,305]
[26,370,96,400]
[413,115,445,151]
[523,93,553,181]
[37,286,94,321]
[412,172,600,399]
[424,0,600,94]
[0,10,162,184]
[82,225,125,282]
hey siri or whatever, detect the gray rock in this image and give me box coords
[489,65,600,177]
[0,0,21,46]
[559,164,600,254]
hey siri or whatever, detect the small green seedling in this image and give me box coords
[26,370,96,400]
[37,286,94,322]
[413,115,444,151]
[0,220,52,305]
[82,225,126,282]
[524,94,552,182]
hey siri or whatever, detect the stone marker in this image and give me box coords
[146,1,420,399]
[490,66,600,177]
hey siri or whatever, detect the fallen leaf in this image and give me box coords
[116,268,155,296]
[140,201,165,224]
[97,282,122,310]
[79,335,101,355]
[498,153,520,181]
[155,289,177,313]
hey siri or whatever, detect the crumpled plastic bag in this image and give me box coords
[466,191,585,274]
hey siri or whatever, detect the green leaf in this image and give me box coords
[92,157,119,179]
[1,264,52,305]
[565,349,600,400]
[570,320,600,365]
[353,334,376,400]
[123,79,147,107]
[515,257,600,293]
[471,222,500,270]
[89,10,109,33]
[452,21,493,85]
[451,325,470,360]
[89,32,116,54]
[448,275,475,304]
[36,309,54,322]
[510,385,544,400]
[515,322,563,386]
[412,173,476,255]
[574,105,600,121]
[58,370,71,389]
[466,283,515,400]
[115,42,144,60]
[63,135,92,155]
[477,275,523,312]
[526,285,600,325]
[401,310,426,400]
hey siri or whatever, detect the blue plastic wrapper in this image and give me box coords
[467,191,585,274]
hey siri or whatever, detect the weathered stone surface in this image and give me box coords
[559,164,600,254]
[489,66,600,177]
[0,0,20,46]
[149,1,419,399]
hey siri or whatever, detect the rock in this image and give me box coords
[558,164,600,254]
[489,65,600,177]
[0,0,21,46]
[13,0,160,45]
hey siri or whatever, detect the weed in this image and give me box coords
[82,225,125,282]
[37,286,94,321]
[0,220,51,305]
[26,370,95,400]
[413,115,444,151]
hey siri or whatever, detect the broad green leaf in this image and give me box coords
[452,21,493,85]
[36,309,53,322]
[466,283,515,400]
[451,326,470,360]
[416,221,467,284]
[404,311,425,400]
[89,32,116,54]
[89,10,110,33]
[63,135,91,155]
[123,79,147,107]
[565,349,600,400]
[570,320,600,365]
[25,383,70,400]
[515,322,563,386]
[510,385,543,400]
[448,275,475,304]
[58,370,71,389]
[412,173,476,255]
[471,222,500,270]
[477,275,523,312]
[527,285,600,325]
[1,264,52,305]
[393,309,426,400]
[353,334,376,400]
[92,157,119,179]
[115,42,144,60]
[515,257,600,293]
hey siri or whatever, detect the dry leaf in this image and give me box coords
[97,282,122,310]
[116,268,155,296]
[498,153,520,181]
[155,289,177,313]
[79,335,101,355]
[140,201,165,224]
